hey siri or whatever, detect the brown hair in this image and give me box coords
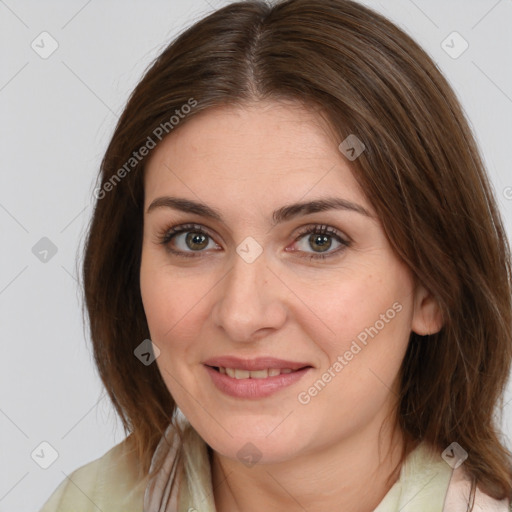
[82,0,512,504]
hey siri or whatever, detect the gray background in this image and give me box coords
[0,0,511,510]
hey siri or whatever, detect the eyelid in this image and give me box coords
[293,223,351,244]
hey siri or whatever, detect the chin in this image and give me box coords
[194,419,311,466]
[213,438,302,466]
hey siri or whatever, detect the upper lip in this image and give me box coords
[203,356,312,371]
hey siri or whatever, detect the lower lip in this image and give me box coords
[204,365,312,399]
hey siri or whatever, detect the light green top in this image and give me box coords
[39,438,149,512]
[39,436,510,512]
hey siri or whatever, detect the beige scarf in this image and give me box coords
[144,419,216,511]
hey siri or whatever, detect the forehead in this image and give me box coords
[143,101,369,215]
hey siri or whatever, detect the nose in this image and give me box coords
[211,249,288,343]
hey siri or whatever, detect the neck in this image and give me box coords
[211,416,410,512]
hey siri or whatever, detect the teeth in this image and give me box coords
[234,369,250,379]
[249,369,269,379]
[218,367,296,379]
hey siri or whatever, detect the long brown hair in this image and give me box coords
[81,0,512,503]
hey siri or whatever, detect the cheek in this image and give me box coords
[296,275,412,433]
[296,264,414,411]
[301,267,410,355]
[140,269,203,402]
[140,253,177,334]
[139,256,213,360]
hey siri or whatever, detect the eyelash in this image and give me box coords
[156,223,351,260]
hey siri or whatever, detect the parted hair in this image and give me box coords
[81,0,512,505]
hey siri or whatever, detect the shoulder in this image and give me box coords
[411,442,511,511]
[39,436,148,512]
[378,441,510,512]
[443,463,511,512]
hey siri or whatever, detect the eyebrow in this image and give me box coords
[146,196,372,224]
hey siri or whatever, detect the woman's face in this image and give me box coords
[140,100,440,464]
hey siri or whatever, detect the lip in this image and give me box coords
[202,357,313,399]
[204,365,311,399]
[202,356,312,372]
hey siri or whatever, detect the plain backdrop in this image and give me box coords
[1,0,511,510]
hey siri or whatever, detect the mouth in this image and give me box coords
[203,362,313,399]
[206,365,312,379]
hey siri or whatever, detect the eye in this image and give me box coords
[289,224,351,260]
[157,223,220,257]
[157,222,351,260]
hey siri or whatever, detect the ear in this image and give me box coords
[411,282,444,335]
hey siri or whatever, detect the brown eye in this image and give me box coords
[158,223,221,258]
[184,232,210,251]
[307,233,332,253]
[291,224,351,260]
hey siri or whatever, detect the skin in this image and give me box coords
[139,100,443,512]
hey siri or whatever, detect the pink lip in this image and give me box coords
[203,363,312,399]
[202,356,311,372]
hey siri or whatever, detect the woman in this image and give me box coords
[40,0,512,510]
